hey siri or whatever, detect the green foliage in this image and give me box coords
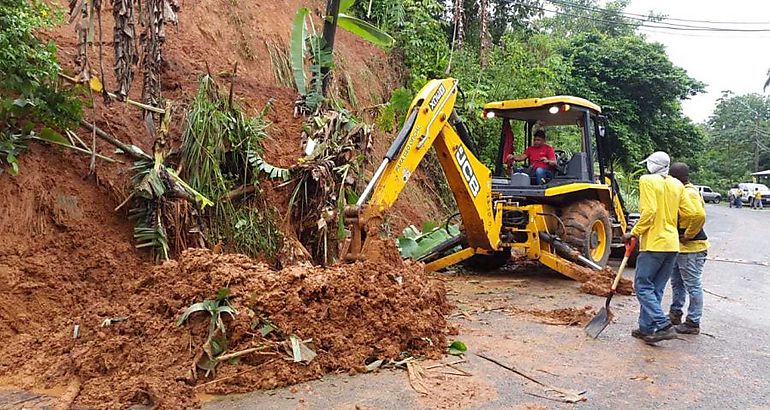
[612,162,643,212]
[360,0,450,86]
[290,8,310,95]
[690,92,770,192]
[334,13,395,48]
[397,223,461,260]
[181,75,283,258]
[559,32,704,165]
[449,33,568,166]
[376,87,413,132]
[448,340,468,356]
[0,130,30,176]
[0,0,81,150]
[175,289,237,337]
[176,289,237,376]
[488,0,543,43]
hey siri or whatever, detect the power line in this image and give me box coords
[534,1,770,32]
[545,0,770,26]
[531,5,770,32]
[637,26,770,39]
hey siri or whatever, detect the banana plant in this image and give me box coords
[331,0,395,48]
[290,0,394,101]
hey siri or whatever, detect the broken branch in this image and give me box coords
[31,136,119,163]
[79,120,152,161]
[59,71,166,113]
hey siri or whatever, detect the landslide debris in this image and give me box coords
[0,248,450,409]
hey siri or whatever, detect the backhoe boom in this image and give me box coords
[344,78,503,266]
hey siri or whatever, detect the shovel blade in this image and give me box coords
[584,307,610,338]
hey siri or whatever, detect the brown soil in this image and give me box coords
[0,245,450,409]
[361,234,406,268]
[523,306,597,326]
[576,266,635,297]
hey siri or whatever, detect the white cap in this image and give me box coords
[639,151,670,175]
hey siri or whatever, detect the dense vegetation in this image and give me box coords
[1,0,82,174]
[693,92,770,191]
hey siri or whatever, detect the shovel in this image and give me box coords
[584,236,637,339]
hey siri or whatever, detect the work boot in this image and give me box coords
[642,324,677,344]
[631,328,648,339]
[675,319,700,335]
[669,310,683,325]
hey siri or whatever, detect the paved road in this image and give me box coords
[205,204,770,409]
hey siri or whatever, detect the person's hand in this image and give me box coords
[539,156,548,162]
[622,233,635,243]
[506,154,514,162]
[679,235,689,244]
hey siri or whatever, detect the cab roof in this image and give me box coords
[483,96,601,126]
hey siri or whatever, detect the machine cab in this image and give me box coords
[482,96,609,196]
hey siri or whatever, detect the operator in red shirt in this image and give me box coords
[506,129,556,184]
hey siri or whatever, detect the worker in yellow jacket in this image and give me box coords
[668,162,708,334]
[625,151,700,344]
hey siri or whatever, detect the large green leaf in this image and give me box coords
[332,14,394,48]
[397,224,461,260]
[290,8,310,95]
[339,0,355,13]
[175,301,214,326]
[38,127,68,145]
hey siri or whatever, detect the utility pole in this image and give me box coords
[755,117,760,172]
[321,0,341,95]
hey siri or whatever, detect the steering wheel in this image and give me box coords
[554,150,570,174]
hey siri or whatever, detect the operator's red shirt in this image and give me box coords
[524,144,555,170]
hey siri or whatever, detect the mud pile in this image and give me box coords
[0,248,450,409]
[571,266,634,296]
[526,306,596,326]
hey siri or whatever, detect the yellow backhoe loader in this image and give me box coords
[343,78,633,280]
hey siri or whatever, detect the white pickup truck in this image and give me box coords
[728,183,770,205]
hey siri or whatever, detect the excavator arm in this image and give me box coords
[344,78,503,270]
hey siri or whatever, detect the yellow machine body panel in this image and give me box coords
[484,96,601,114]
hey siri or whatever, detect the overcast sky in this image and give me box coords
[622,0,770,123]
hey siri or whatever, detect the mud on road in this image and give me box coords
[199,204,770,410]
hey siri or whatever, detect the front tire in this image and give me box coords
[561,199,612,268]
[713,197,721,204]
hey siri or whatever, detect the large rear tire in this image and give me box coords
[560,199,612,268]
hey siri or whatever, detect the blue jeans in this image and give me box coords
[670,251,706,325]
[635,251,678,334]
[517,167,553,184]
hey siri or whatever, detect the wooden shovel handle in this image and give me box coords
[611,237,637,291]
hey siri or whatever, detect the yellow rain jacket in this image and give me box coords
[679,183,709,253]
[630,175,701,252]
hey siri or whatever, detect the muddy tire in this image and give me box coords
[464,250,511,271]
[560,199,612,268]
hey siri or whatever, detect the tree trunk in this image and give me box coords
[453,0,464,49]
[321,0,341,95]
[480,0,490,67]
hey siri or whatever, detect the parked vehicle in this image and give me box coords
[694,185,721,204]
[728,183,770,205]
